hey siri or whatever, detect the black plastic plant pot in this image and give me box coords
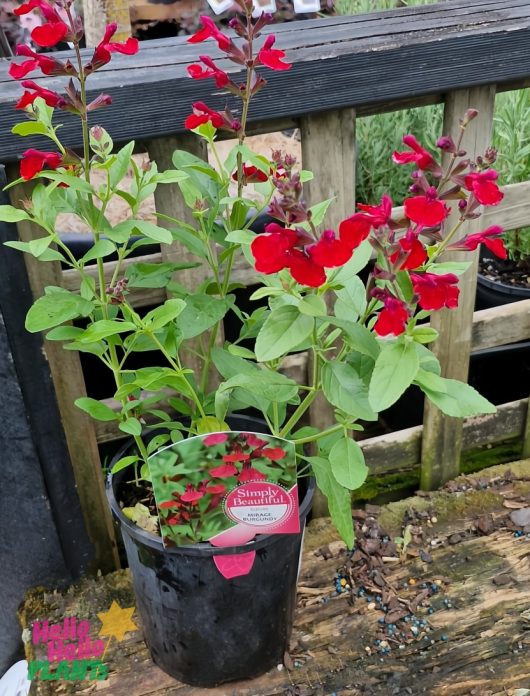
[106,415,315,687]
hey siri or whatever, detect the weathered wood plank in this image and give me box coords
[421,86,496,490]
[300,107,356,516]
[2,1,530,160]
[21,460,530,696]
[362,397,527,475]
[471,298,530,351]
[6,167,119,574]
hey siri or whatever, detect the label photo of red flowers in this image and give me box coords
[148,431,298,548]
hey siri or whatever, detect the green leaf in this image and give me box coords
[334,275,367,321]
[154,170,188,184]
[429,261,472,276]
[131,220,173,245]
[28,236,52,257]
[81,239,116,263]
[46,326,84,341]
[369,339,419,411]
[227,344,255,359]
[25,289,94,332]
[255,305,314,362]
[111,455,140,474]
[298,295,327,317]
[225,229,255,245]
[75,397,118,422]
[327,317,380,360]
[119,418,143,436]
[411,326,439,345]
[177,295,231,339]
[420,377,496,417]
[218,371,299,404]
[77,319,136,342]
[172,150,219,205]
[168,225,209,259]
[39,171,94,193]
[299,170,314,182]
[144,298,186,330]
[322,362,377,421]
[12,121,48,136]
[307,456,354,548]
[309,198,334,227]
[110,141,134,189]
[329,437,368,490]
[125,261,198,288]
[0,205,30,222]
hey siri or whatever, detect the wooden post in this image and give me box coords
[522,399,530,459]
[146,135,222,386]
[420,86,496,490]
[300,108,356,515]
[6,166,120,574]
[81,0,132,47]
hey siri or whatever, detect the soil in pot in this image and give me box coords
[476,245,530,309]
[107,414,315,687]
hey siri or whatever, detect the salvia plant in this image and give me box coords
[1,0,508,546]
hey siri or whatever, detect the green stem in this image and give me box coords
[293,423,343,446]
[279,390,317,439]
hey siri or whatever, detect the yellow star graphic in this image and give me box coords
[97,601,137,642]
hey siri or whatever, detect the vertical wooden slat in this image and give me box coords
[300,108,356,515]
[522,400,530,459]
[6,166,120,574]
[146,135,220,385]
[82,0,132,47]
[420,86,496,490]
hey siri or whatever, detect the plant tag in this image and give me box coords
[206,0,235,15]
[251,0,277,17]
[293,0,321,12]
[148,431,300,577]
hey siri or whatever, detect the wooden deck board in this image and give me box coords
[20,460,530,696]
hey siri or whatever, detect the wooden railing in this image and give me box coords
[1,0,530,570]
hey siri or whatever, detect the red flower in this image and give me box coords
[250,224,298,273]
[309,230,352,268]
[14,0,60,21]
[288,249,326,288]
[31,21,68,47]
[464,170,503,206]
[390,230,427,270]
[447,225,507,259]
[232,164,269,183]
[9,45,66,79]
[258,35,291,71]
[203,433,229,446]
[210,463,238,478]
[184,101,224,130]
[244,434,269,448]
[238,468,268,483]
[404,188,450,227]
[180,485,205,504]
[339,214,372,251]
[223,452,250,462]
[374,295,409,337]
[205,483,226,495]
[357,194,393,228]
[411,272,459,311]
[260,447,286,461]
[392,134,437,171]
[187,15,231,51]
[158,500,178,509]
[16,80,65,109]
[187,55,229,88]
[85,23,138,73]
[20,149,62,180]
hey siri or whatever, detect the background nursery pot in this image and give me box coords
[107,416,315,687]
